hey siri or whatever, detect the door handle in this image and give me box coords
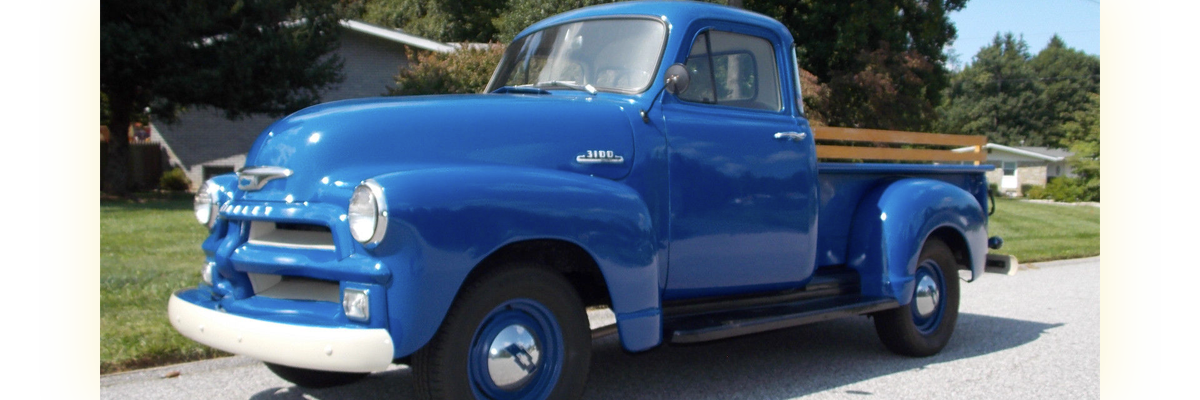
[774,131,807,141]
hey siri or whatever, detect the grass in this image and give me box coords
[99,194,1098,373]
[100,193,228,374]
[987,198,1100,262]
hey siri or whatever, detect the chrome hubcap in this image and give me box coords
[914,275,940,317]
[486,324,541,390]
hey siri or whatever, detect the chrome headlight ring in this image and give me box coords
[348,179,388,247]
[194,180,221,229]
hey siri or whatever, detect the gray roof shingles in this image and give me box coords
[154,110,276,167]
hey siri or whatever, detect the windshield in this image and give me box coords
[486,18,668,94]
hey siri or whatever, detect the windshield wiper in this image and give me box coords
[523,81,597,95]
[491,86,551,95]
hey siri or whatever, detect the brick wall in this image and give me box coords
[984,168,1003,189]
[982,165,1048,196]
[1016,165,1047,193]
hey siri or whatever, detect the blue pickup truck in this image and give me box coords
[169,2,999,399]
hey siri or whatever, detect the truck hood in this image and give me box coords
[237,93,639,203]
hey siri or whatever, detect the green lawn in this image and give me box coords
[99,195,1098,373]
[987,198,1100,262]
[100,194,227,373]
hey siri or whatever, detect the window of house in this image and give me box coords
[1002,162,1017,176]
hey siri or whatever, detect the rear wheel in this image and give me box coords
[873,238,960,357]
[412,264,591,400]
[264,363,368,389]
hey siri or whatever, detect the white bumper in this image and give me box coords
[168,293,395,373]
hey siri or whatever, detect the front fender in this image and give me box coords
[366,165,661,356]
[846,178,988,305]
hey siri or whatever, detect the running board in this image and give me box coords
[664,295,899,344]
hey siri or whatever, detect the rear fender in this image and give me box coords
[846,178,988,305]
[367,165,661,356]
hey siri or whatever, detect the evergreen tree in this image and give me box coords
[937,33,1047,146]
[1030,35,1100,147]
[101,0,349,196]
[1063,92,1100,201]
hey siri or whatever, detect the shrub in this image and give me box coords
[1024,185,1048,199]
[392,44,506,96]
[1042,176,1090,202]
[988,182,998,194]
[1020,184,1035,197]
[159,168,191,192]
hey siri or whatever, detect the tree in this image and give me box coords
[493,0,621,42]
[1062,92,1100,201]
[821,44,941,130]
[361,0,501,42]
[361,0,964,131]
[937,33,1048,146]
[1030,35,1100,147]
[744,0,967,131]
[798,68,829,125]
[101,0,349,196]
[391,44,505,95]
[939,34,1099,200]
[361,0,624,43]
[938,34,1099,148]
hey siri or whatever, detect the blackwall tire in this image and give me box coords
[873,238,961,357]
[412,264,591,400]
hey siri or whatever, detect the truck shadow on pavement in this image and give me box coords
[248,313,1061,400]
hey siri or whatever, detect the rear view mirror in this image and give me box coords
[664,63,691,95]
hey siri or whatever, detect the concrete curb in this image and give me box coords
[1020,199,1100,208]
[1025,255,1100,269]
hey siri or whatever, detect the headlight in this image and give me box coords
[348,180,387,246]
[194,181,219,228]
[343,288,370,321]
[201,262,215,285]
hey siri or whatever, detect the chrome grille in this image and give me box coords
[247,221,334,250]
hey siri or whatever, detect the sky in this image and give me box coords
[945,0,1100,67]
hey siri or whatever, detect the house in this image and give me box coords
[150,21,457,189]
[953,143,1074,196]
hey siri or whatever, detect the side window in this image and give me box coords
[678,32,715,104]
[676,30,781,111]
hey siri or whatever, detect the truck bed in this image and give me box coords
[814,163,992,268]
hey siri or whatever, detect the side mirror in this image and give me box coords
[664,63,691,95]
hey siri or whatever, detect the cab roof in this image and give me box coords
[517,1,792,47]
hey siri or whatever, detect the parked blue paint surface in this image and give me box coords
[170,2,996,397]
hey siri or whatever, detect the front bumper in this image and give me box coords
[168,291,395,373]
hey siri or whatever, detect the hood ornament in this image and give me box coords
[237,166,293,191]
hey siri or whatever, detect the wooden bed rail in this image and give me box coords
[812,126,988,164]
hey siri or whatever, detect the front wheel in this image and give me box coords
[412,264,591,400]
[873,238,961,357]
